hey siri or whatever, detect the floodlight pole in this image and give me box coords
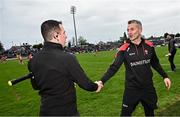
[71,6,78,46]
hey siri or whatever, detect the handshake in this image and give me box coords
[94,81,104,93]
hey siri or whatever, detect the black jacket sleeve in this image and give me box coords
[66,55,98,91]
[101,51,125,84]
[150,47,168,78]
[28,60,39,90]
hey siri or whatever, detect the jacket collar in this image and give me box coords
[129,37,145,46]
[43,42,64,50]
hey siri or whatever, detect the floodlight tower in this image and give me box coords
[71,6,78,46]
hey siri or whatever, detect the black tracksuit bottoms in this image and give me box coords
[168,50,177,71]
[120,88,158,116]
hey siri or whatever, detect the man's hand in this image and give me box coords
[164,78,171,90]
[95,81,103,93]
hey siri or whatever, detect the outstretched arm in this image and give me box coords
[66,55,99,91]
[95,51,125,93]
[101,51,125,84]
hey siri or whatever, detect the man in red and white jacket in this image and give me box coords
[97,19,171,116]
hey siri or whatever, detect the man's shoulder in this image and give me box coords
[63,52,76,60]
[170,39,175,43]
[144,39,154,47]
[119,43,130,51]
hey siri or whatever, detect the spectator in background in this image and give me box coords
[165,34,177,72]
[16,53,23,64]
[28,52,33,61]
[0,55,7,62]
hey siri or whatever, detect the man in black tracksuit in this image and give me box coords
[166,34,177,71]
[28,20,102,116]
[97,20,171,116]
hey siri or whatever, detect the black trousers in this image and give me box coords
[168,50,177,71]
[40,102,79,116]
[121,88,158,116]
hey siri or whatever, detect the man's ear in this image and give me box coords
[52,32,58,39]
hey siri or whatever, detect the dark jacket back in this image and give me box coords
[28,42,97,109]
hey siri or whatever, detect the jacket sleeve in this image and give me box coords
[150,47,168,78]
[101,51,125,84]
[28,60,39,90]
[66,55,98,91]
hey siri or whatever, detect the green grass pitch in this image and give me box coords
[0,46,179,116]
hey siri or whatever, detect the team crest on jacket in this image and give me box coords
[129,52,135,56]
[144,49,148,54]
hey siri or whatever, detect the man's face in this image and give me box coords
[166,35,171,41]
[58,25,67,47]
[127,23,142,41]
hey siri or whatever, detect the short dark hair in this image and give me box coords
[164,33,169,38]
[165,33,174,39]
[170,34,175,38]
[128,19,142,29]
[41,20,62,42]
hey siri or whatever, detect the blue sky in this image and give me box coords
[0,0,180,49]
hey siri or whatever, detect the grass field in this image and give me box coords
[0,46,179,116]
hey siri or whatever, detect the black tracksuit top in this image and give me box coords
[101,39,168,89]
[28,42,98,107]
[168,39,177,54]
